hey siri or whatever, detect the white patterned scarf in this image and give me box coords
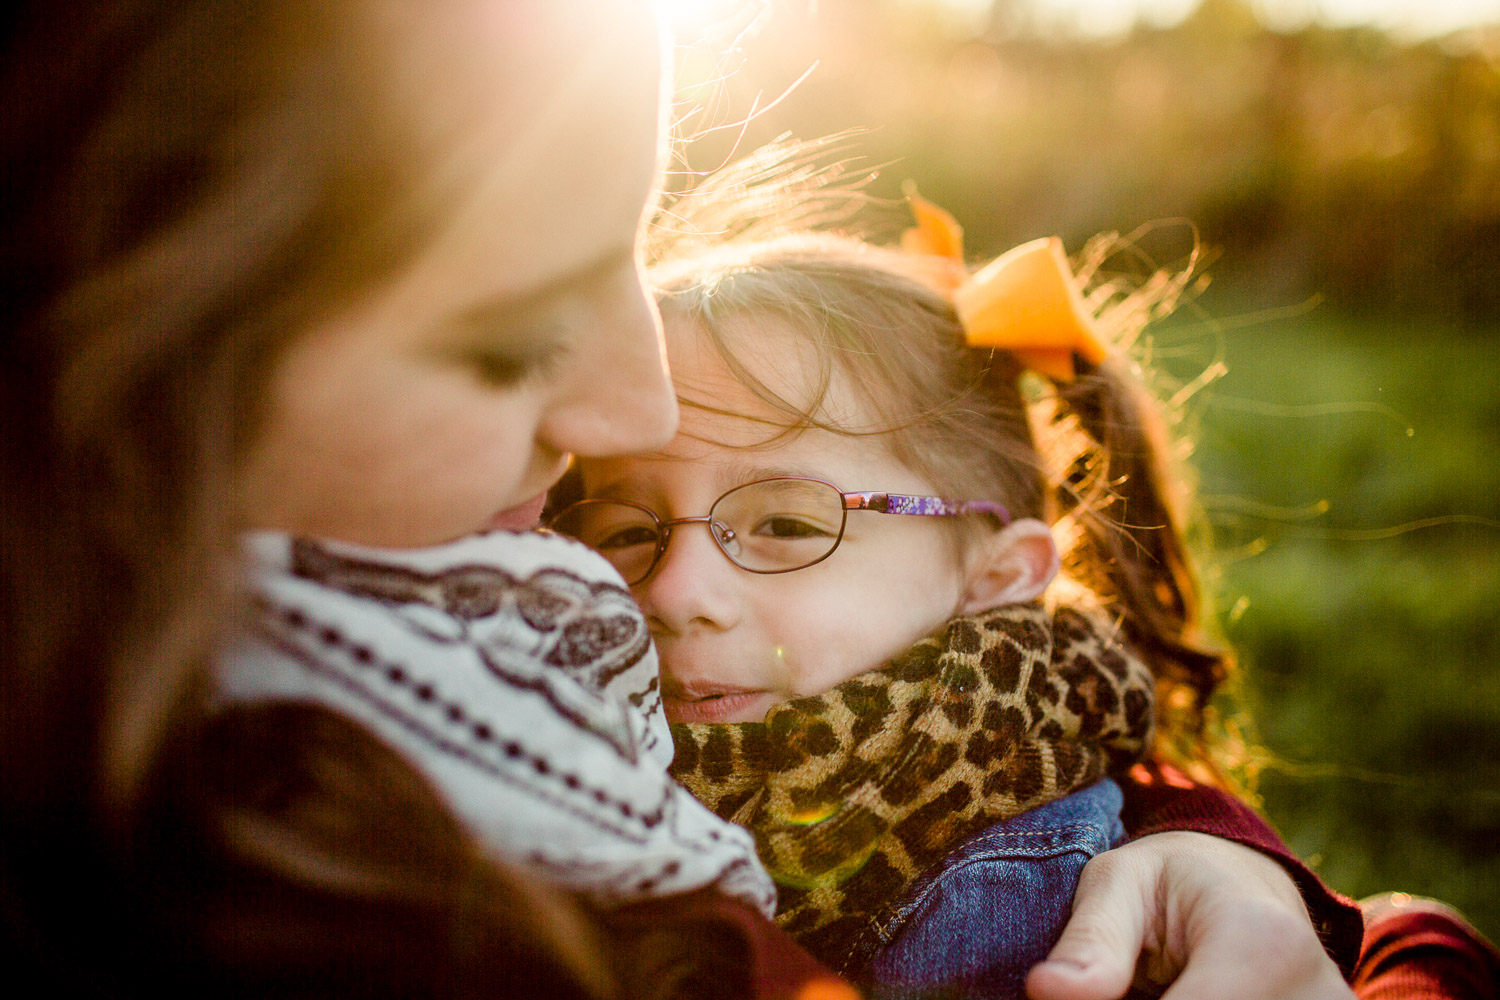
[216,529,776,915]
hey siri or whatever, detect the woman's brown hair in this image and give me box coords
[645,231,1229,774]
[0,3,750,994]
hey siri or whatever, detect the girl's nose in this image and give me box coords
[636,519,741,636]
[539,266,678,459]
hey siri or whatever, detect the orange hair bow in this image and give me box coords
[901,184,1107,382]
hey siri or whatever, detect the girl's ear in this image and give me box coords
[957,518,1059,614]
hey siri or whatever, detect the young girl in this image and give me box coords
[550,201,1224,996]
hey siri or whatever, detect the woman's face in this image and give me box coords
[239,0,677,548]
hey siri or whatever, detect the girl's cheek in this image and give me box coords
[767,642,799,694]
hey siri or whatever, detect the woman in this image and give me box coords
[1,1,1456,997]
[0,1,734,995]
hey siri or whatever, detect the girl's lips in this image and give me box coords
[663,689,774,724]
[489,493,549,532]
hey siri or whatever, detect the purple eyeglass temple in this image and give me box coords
[843,491,1011,525]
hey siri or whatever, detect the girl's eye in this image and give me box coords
[752,516,835,540]
[595,525,659,550]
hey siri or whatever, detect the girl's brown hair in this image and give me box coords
[647,231,1228,773]
[1,3,751,994]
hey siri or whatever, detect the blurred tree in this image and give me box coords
[675,0,1500,323]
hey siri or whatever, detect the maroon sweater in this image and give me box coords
[1354,905,1500,1000]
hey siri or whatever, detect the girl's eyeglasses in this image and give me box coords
[546,475,1010,586]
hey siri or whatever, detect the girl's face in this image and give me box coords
[239,0,677,548]
[576,316,974,724]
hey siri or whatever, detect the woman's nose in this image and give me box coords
[637,520,741,636]
[539,267,678,458]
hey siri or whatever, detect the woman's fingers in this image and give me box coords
[1160,895,1355,1000]
[1028,832,1354,1000]
[1025,846,1155,1000]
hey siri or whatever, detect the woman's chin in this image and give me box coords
[663,691,776,724]
[488,492,550,532]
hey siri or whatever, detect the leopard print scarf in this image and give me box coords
[668,601,1155,966]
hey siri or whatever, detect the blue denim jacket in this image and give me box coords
[853,778,1125,1000]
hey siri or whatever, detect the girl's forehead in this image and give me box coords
[662,312,867,430]
[588,313,936,497]
[590,413,934,499]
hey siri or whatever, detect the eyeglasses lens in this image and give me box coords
[550,501,661,584]
[711,479,845,573]
[551,479,847,584]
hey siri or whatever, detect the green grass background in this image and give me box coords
[1166,309,1500,941]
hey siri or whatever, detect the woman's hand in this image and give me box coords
[1026,831,1355,1000]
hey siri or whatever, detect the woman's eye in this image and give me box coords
[468,352,530,388]
[753,516,834,540]
[463,343,565,389]
[595,525,659,550]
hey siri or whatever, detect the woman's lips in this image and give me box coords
[489,493,549,532]
[662,688,774,724]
